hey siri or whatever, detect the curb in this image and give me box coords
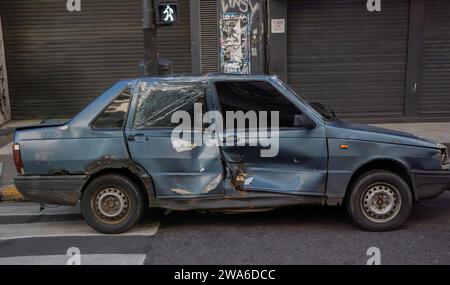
[0,185,24,202]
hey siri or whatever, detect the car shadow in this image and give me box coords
[142,192,450,232]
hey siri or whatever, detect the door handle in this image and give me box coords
[127,134,148,141]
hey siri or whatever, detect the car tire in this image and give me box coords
[347,170,413,231]
[81,174,144,234]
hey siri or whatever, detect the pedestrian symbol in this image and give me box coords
[163,5,174,22]
[158,4,177,24]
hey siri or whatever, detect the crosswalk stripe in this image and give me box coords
[0,220,160,240]
[0,254,147,265]
[0,203,80,217]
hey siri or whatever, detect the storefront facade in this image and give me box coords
[0,0,449,121]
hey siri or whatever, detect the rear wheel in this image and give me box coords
[347,170,413,231]
[81,174,144,234]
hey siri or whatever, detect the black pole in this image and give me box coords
[143,0,158,76]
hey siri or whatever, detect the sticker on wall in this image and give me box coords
[220,12,252,74]
[219,0,265,75]
[271,19,285,34]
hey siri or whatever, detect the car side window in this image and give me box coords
[214,81,302,129]
[92,89,131,129]
[132,82,207,129]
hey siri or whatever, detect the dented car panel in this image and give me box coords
[13,74,450,210]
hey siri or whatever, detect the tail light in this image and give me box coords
[12,143,24,174]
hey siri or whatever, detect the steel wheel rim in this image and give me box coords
[93,187,129,223]
[360,182,402,223]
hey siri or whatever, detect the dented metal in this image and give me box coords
[12,74,450,210]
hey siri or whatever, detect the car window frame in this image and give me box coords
[209,79,315,131]
[127,80,211,131]
[89,86,132,132]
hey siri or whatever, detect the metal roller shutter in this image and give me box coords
[200,0,219,73]
[0,0,191,119]
[157,0,191,74]
[418,0,450,114]
[287,0,410,117]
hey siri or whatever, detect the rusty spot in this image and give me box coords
[235,174,245,183]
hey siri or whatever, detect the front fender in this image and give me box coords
[325,139,441,200]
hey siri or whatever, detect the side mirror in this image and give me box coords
[294,114,315,129]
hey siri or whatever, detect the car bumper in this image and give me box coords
[409,170,450,200]
[14,175,88,205]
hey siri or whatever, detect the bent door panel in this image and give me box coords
[125,80,224,198]
[211,80,328,195]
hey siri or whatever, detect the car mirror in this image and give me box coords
[293,114,315,129]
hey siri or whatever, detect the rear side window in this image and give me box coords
[132,82,207,129]
[92,89,131,129]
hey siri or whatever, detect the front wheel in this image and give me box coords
[347,170,413,231]
[81,174,144,234]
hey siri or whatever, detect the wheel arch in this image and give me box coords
[345,158,415,202]
[80,164,156,206]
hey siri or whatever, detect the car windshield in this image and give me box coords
[276,79,337,121]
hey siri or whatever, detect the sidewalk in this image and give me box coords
[1,120,450,201]
[373,122,450,146]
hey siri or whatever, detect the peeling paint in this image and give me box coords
[171,138,197,152]
[203,174,223,193]
[244,176,254,186]
[170,188,192,195]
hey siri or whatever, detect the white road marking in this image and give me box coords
[0,203,80,217]
[0,142,12,155]
[0,220,160,240]
[0,254,147,265]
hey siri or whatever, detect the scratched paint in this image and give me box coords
[219,0,265,74]
[203,174,223,193]
[0,16,11,125]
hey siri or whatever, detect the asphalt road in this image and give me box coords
[0,192,449,265]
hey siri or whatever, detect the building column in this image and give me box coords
[268,0,288,81]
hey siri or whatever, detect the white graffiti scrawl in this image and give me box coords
[0,16,11,125]
[221,0,260,14]
[219,0,264,74]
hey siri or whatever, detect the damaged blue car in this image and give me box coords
[13,74,450,233]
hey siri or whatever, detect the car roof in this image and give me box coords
[121,73,275,83]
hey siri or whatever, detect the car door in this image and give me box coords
[125,79,225,198]
[209,78,328,196]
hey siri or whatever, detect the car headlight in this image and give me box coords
[437,143,449,169]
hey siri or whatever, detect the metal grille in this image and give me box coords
[200,0,219,73]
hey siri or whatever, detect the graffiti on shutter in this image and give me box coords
[219,0,265,74]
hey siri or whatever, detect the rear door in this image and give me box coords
[209,79,328,196]
[125,79,225,198]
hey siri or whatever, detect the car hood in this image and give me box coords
[325,120,441,149]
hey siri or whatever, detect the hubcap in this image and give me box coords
[94,187,129,222]
[361,183,402,223]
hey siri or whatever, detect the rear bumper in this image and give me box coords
[14,175,87,205]
[409,170,450,200]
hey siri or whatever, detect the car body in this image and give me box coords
[13,74,450,233]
